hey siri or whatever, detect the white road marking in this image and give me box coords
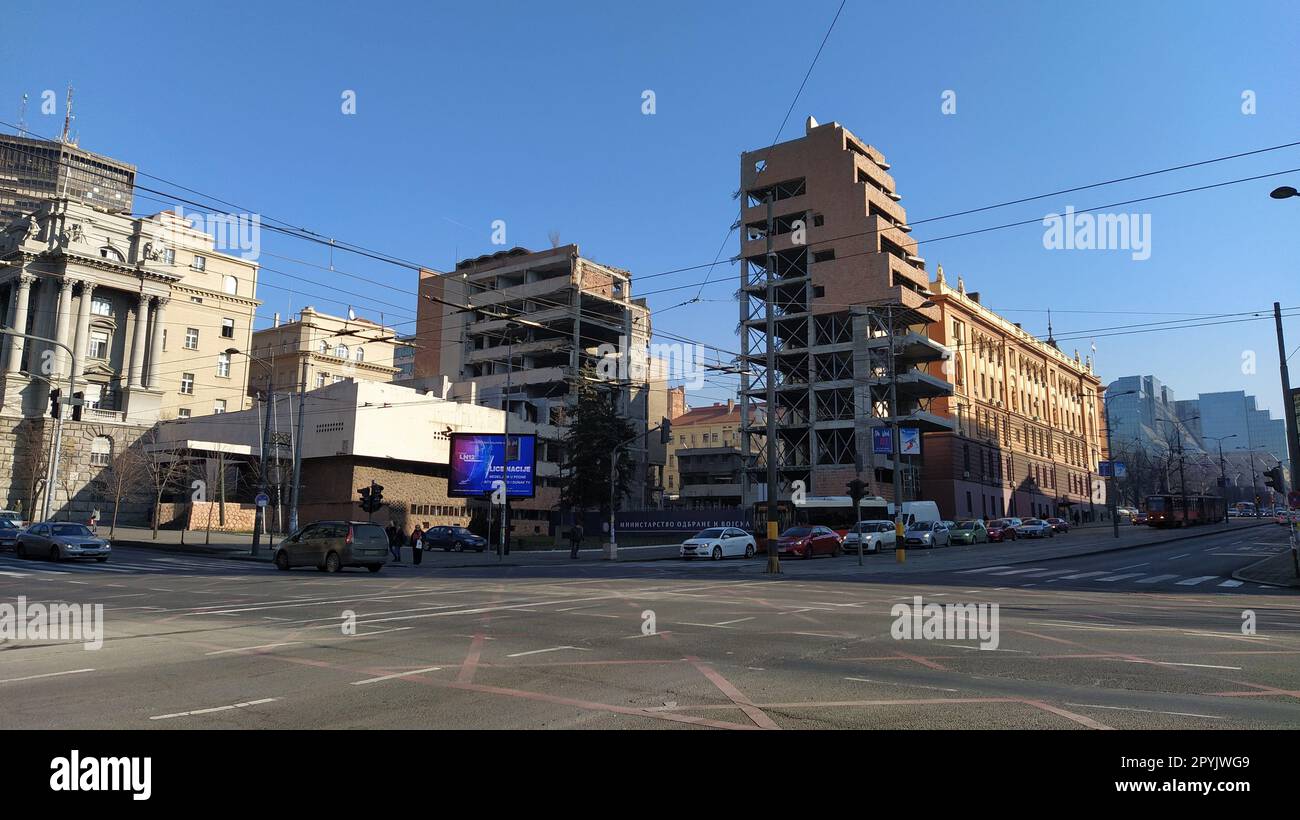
[1115,562,1150,571]
[939,644,1029,653]
[1065,703,1223,719]
[150,698,278,720]
[204,642,301,656]
[1176,576,1219,586]
[1218,580,1244,588]
[1096,573,1147,582]
[1135,574,1179,584]
[1168,553,1190,560]
[845,676,958,693]
[678,622,734,629]
[715,617,755,625]
[1062,571,1107,579]
[351,667,443,685]
[991,567,1050,576]
[505,646,590,658]
[0,668,95,684]
[957,566,1013,574]
[1018,569,1080,578]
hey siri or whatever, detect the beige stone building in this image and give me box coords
[247,307,397,397]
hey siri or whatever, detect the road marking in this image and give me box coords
[845,676,958,693]
[1018,569,1080,578]
[0,570,28,578]
[940,644,1029,653]
[1135,574,1180,584]
[1154,661,1241,670]
[352,667,443,685]
[1219,580,1245,588]
[506,646,590,658]
[150,698,278,720]
[1062,571,1107,580]
[679,622,735,629]
[1168,553,1190,560]
[1176,576,1219,586]
[204,642,301,656]
[715,617,755,625]
[957,566,1013,574]
[1065,703,1224,720]
[1115,562,1150,571]
[990,567,1050,576]
[0,668,95,684]
[1096,573,1146,582]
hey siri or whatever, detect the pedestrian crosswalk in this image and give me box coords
[0,553,273,579]
[955,564,1250,589]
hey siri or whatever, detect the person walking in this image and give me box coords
[408,523,424,565]
[569,521,584,559]
[392,523,406,563]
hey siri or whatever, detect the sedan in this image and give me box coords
[947,520,988,545]
[0,518,22,549]
[903,521,950,549]
[842,520,897,554]
[986,518,1020,542]
[775,526,842,559]
[16,522,111,562]
[423,525,487,552]
[680,527,756,560]
[1133,512,1150,525]
[1016,518,1056,538]
[1045,517,1070,533]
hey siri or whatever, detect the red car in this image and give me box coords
[775,526,842,559]
[1132,512,1149,525]
[986,518,1020,542]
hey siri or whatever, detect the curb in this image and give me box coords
[1232,549,1300,589]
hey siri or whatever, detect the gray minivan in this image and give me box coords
[273,521,390,573]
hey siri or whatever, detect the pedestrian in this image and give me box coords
[408,523,424,564]
[569,522,584,559]
[89,507,100,534]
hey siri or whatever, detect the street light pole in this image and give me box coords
[227,348,274,554]
[1102,390,1135,538]
[0,328,77,523]
[1206,433,1237,523]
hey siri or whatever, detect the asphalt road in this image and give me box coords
[1,522,1297,730]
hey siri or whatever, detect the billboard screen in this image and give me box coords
[448,433,537,498]
[872,427,922,456]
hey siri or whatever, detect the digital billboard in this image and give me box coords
[448,433,537,498]
[872,427,922,455]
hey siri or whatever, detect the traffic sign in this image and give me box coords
[255,493,270,508]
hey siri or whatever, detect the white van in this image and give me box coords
[885,501,941,528]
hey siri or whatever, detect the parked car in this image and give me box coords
[0,510,26,529]
[1132,512,1150,525]
[947,520,988,545]
[1045,517,1070,533]
[15,522,111,562]
[273,521,390,573]
[1227,507,1241,517]
[842,520,897,554]
[1016,518,1056,538]
[423,525,487,552]
[986,518,1021,542]
[775,526,842,559]
[903,520,950,549]
[0,518,22,549]
[680,527,756,560]
[1276,510,1299,526]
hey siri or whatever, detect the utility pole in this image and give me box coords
[763,193,781,574]
[288,360,307,533]
[1,329,76,523]
[888,306,905,562]
[1274,302,1300,479]
[252,390,273,555]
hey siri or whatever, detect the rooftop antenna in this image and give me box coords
[17,93,27,136]
[61,84,74,145]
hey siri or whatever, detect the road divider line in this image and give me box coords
[506,646,590,658]
[352,667,443,685]
[0,668,95,684]
[204,642,301,656]
[149,697,278,720]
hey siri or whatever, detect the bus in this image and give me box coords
[1145,494,1226,528]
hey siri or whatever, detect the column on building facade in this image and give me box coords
[4,274,35,374]
[128,292,151,388]
[53,277,75,377]
[70,280,95,383]
[146,295,169,389]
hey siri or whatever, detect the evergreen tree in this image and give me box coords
[560,373,636,517]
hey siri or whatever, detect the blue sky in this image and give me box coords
[3,0,1299,413]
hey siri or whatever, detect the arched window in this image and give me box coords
[354,347,364,362]
[90,435,113,467]
[222,275,238,295]
[335,343,348,358]
[318,339,329,354]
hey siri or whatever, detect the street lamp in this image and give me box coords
[226,348,275,554]
[1270,186,1299,200]
[1102,389,1136,538]
[1154,415,1198,526]
[1234,445,1261,515]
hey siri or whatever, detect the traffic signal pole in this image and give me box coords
[1274,302,1300,481]
[252,390,274,555]
[0,328,76,523]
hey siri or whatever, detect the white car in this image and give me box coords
[680,527,756,560]
[842,520,897,554]
[0,510,27,529]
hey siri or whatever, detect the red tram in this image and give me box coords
[1144,494,1225,527]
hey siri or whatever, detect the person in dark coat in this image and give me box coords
[411,523,424,566]
[569,522,584,559]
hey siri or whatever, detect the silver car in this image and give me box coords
[16,522,112,562]
[274,521,391,573]
[0,518,22,549]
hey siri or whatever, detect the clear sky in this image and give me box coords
[3,0,1298,413]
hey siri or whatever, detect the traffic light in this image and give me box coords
[71,391,84,422]
[659,416,672,445]
[1264,465,1286,495]
[846,478,869,504]
[357,482,385,514]
[48,388,61,419]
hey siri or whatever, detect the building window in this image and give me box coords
[164,248,176,265]
[335,343,348,358]
[178,408,192,419]
[223,275,237,295]
[332,375,343,384]
[180,373,195,394]
[190,296,203,304]
[184,327,199,350]
[90,436,112,467]
[89,330,109,359]
[221,318,235,339]
[216,352,231,378]
[319,340,329,354]
[192,255,206,271]
[214,399,227,414]
[316,373,327,388]
[354,347,364,362]
[91,297,112,317]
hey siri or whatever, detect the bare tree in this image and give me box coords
[92,430,150,538]
[13,418,51,522]
[134,429,195,540]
